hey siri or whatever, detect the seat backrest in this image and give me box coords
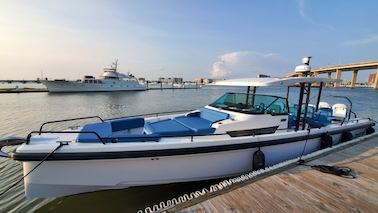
[332,103,347,118]
[110,118,145,132]
[318,102,331,109]
[317,108,333,124]
[200,108,229,123]
[77,122,112,142]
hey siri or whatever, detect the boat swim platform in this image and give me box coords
[168,133,378,213]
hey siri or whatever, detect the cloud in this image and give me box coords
[340,34,378,46]
[297,0,334,30]
[210,51,290,79]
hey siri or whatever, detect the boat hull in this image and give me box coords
[41,80,146,92]
[21,124,369,197]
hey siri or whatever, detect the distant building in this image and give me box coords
[173,78,183,84]
[194,78,214,84]
[138,78,146,83]
[368,73,376,84]
[157,77,165,83]
[157,77,184,84]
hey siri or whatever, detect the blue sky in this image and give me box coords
[0,0,377,81]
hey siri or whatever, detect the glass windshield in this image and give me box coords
[210,93,288,115]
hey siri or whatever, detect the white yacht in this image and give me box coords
[1,57,375,198]
[42,60,146,92]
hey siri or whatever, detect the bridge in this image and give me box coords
[287,60,378,89]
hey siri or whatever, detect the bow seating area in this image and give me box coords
[145,108,229,136]
[77,108,230,142]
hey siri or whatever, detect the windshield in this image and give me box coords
[210,93,288,115]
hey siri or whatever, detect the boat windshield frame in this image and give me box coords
[209,92,289,115]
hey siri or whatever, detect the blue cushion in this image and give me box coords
[111,118,145,132]
[145,119,194,136]
[174,116,215,134]
[78,122,112,142]
[111,133,160,142]
[199,108,229,123]
[308,108,333,128]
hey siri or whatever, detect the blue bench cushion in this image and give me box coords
[111,133,160,142]
[174,116,215,134]
[78,122,112,142]
[145,119,194,136]
[111,118,145,132]
[199,108,229,123]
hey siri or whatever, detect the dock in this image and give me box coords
[167,133,378,213]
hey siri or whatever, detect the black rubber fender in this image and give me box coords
[341,131,353,143]
[252,149,265,171]
[366,127,375,135]
[320,133,333,149]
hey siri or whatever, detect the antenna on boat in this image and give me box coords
[113,59,119,72]
[295,56,312,77]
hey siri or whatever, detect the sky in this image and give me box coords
[0,0,377,81]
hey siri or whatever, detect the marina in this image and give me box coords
[1,1,377,212]
[1,58,375,198]
[0,80,377,212]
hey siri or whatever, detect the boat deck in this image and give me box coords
[173,133,378,213]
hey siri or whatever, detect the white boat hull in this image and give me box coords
[21,123,369,197]
[42,80,146,92]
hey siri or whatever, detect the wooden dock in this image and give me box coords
[173,133,378,213]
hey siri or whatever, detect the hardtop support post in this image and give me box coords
[302,83,312,130]
[245,86,251,106]
[315,82,323,112]
[295,83,305,131]
[286,86,290,100]
[251,86,257,107]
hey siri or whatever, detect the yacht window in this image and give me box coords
[210,93,288,115]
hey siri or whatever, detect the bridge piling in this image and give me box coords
[351,70,358,88]
[326,72,332,88]
[335,69,342,88]
[374,69,378,89]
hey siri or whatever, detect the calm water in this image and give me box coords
[0,87,377,212]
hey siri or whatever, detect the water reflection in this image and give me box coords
[37,180,220,213]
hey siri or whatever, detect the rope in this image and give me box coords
[0,142,66,196]
[298,128,311,164]
[311,165,357,178]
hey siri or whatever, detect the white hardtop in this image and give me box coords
[213,77,340,87]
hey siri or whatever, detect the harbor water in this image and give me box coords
[0,86,377,212]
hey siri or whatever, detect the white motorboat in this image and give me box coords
[42,60,146,92]
[1,58,375,198]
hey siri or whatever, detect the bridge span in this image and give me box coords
[287,60,378,89]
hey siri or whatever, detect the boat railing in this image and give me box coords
[26,130,229,145]
[39,116,104,132]
[342,117,374,125]
[38,109,195,132]
[102,109,195,121]
[27,131,106,144]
